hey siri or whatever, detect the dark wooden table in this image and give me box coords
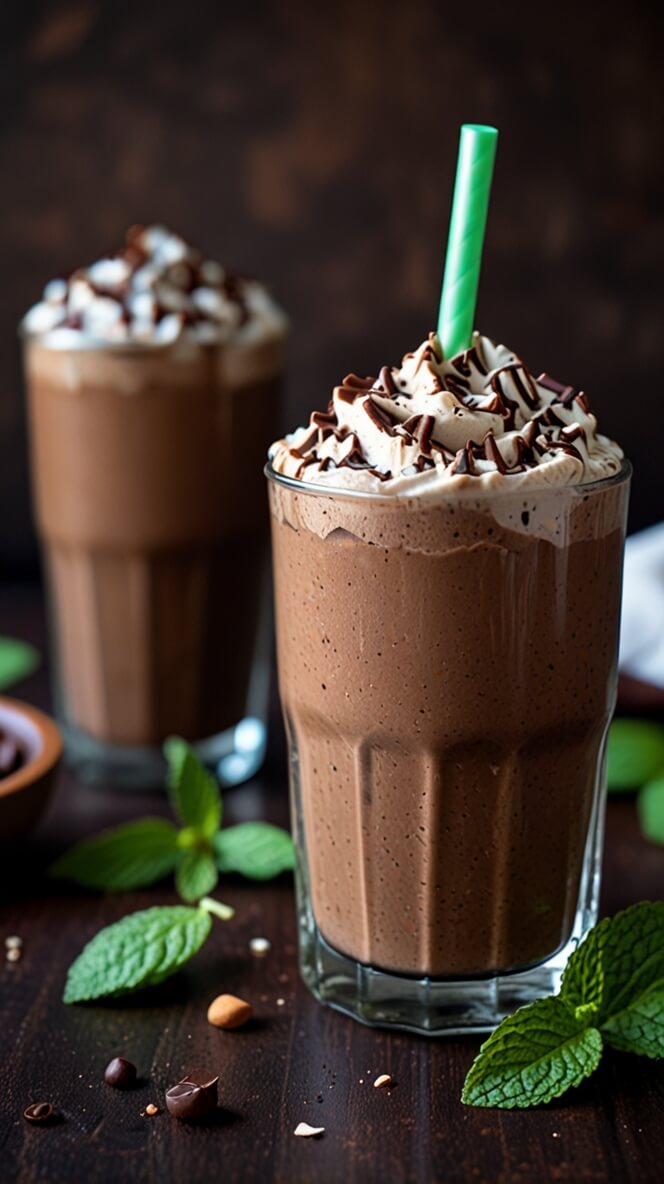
[1,585,663,1184]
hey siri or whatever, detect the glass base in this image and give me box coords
[299,920,590,1037]
[63,715,267,791]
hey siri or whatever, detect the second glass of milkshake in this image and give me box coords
[268,331,629,1033]
[22,226,287,787]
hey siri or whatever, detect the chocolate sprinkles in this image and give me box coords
[271,334,620,484]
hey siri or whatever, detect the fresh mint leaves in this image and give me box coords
[164,736,222,839]
[214,822,295,880]
[606,718,664,848]
[638,778,664,847]
[561,900,664,1059]
[176,850,218,903]
[52,738,294,901]
[0,636,40,691]
[58,743,293,1003]
[463,902,664,1109]
[51,819,179,891]
[461,997,603,1108]
[607,719,664,793]
[63,904,216,1003]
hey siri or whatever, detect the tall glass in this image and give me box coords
[23,330,285,788]
[268,461,630,1034]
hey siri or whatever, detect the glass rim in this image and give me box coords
[264,457,632,503]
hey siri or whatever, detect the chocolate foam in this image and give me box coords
[21,225,286,349]
[270,333,623,493]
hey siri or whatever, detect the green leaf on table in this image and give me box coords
[601,986,664,1059]
[561,901,664,1058]
[50,819,179,891]
[0,636,40,691]
[607,719,664,792]
[63,905,212,1003]
[638,778,664,847]
[213,823,295,880]
[461,996,603,1109]
[164,736,221,839]
[175,849,218,902]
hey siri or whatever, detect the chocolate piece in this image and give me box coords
[482,431,508,474]
[363,397,398,435]
[165,1068,219,1122]
[538,372,578,403]
[104,1057,137,1089]
[23,1103,55,1125]
[377,365,396,395]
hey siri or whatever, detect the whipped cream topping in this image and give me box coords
[270,333,624,492]
[21,225,286,348]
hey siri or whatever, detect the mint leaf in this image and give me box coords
[638,778,664,846]
[0,636,40,691]
[562,902,664,1016]
[461,997,603,1109]
[63,905,211,1003]
[176,850,218,902]
[213,823,295,880]
[601,987,664,1059]
[50,819,179,891]
[607,719,664,792]
[164,737,221,839]
[561,901,664,1058]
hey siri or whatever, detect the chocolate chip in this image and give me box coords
[104,1057,137,1089]
[165,1068,219,1122]
[23,1102,55,1125]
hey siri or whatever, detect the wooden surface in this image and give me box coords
[1,584,663,1184]
[2,0,664,572]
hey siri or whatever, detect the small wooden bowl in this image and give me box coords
[0,697,62,843]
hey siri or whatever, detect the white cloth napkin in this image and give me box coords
[619,522,664,689]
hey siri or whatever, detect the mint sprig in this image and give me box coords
[461,997,603,1108]
[463,902,664,1109]
[638,777,664,847]
[214,822,295,880]
[165,735,221,839]
[561,900,664,1059]
[607,718,664,793]
[63,900,228,1003]
[0,635,40,691]
[51,738,294,901]
[176,850,218,903]
[51,819,179,891]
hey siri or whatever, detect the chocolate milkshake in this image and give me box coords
[268,332,629,1032]
[22,226,286,784]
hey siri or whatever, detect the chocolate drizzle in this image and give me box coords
[271,332,622,486]
[377,365,396,395]
[364,397,399,435]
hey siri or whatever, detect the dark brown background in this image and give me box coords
[1,0,663,572]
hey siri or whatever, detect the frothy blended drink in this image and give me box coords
[268,332,628,1018]
[23,227,286,781]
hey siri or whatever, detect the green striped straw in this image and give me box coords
[437,124,498,359]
